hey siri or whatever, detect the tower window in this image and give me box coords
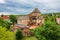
[32,16,36,20]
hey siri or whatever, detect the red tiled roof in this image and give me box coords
[29,25,37,29]
[23,29,30,33]
[3,16,9,19]
[14,24,20,29]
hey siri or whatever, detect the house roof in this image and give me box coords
[2,15,9,19]
[32,8,41,13]
[29,8,41,17]
[14,24,30,29]
[29,25,37,29]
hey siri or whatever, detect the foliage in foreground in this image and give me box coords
[0,17,10,29]
[0,26,16,40]
[16,29,23,40]
[9,15,17,24]
[33,21,60,40]
[22,36,37,40]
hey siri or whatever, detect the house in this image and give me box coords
[17,16,29,26]
[0,14,12,23]
[56,18,60,25]
[0,14,9,20]
[17,8,44,29]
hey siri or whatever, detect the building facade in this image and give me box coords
[56,18,60,25]
[17,8,44,29]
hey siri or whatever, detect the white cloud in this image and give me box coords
[0,12,10,15]
[0,0,60,14]
[7,0,60,9]
[7,7,26,12]
[0,0,5,3]
[17,0,60,9]
[0,12,20,15]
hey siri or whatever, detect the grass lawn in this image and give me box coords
[22,36,37,40]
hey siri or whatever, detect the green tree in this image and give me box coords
[16,29,23,40]
[9,15,17,24]
[0,17,10,29]
[34,21,60,40]
[0,26,16,40]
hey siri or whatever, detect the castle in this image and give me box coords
[17,8,44,29]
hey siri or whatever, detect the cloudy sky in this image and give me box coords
[0,0,60,15]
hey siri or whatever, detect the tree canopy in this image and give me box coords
[0,17,10,29]
[33,21,60,40]
[0,26,16,40]
[16,29,22,40]
[9,15,17,24]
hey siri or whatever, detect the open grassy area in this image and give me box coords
[22,36,37,40]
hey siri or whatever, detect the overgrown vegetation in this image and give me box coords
[9,15,17,24]
[22,36,37,40]
[16,29,23,40]
[33,21,60,40]
[0,17,11,30]
[0,26,15,40]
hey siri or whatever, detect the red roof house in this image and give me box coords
[3,15,9,20]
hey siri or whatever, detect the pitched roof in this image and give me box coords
[32,8,41,13]
[29,25,37,29]
[1,15,9,20]
[29,8,41,16]
[14,24,30,29]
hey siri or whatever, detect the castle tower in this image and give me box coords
[28,8,42,26]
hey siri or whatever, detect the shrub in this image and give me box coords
[0,26,16,40]
[16,29,23,40]
[34,21,60,40]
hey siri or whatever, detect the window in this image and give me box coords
[32,16,36,20]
